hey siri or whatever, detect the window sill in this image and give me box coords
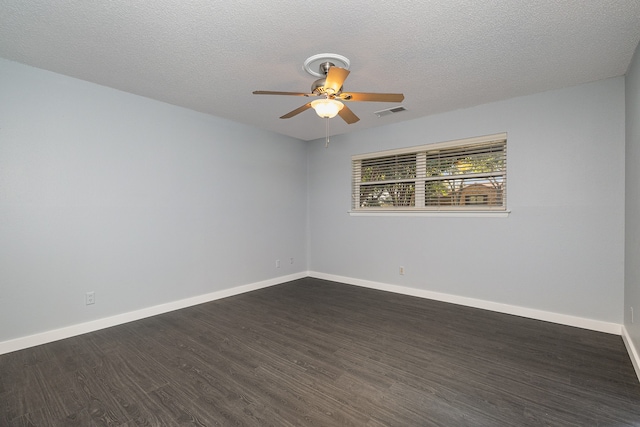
[348,210,511,218]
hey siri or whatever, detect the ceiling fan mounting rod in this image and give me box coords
[318,61,334,75]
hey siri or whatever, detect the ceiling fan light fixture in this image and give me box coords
[311,98,344,118]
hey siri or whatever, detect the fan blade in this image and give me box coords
[253,90,312,96]
[324,67,350,94]
[338,104,360,124]
[280,103,312,119]
[339,92,404,102]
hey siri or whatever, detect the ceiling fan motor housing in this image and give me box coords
[312,78,327,95]
[312,62,340,95]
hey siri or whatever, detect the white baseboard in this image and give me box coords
[308,271,622,335]
[622,326,640,383]
[0,272,307,355]
[1,271,627,360]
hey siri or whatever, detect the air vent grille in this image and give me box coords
[374,106,407,117]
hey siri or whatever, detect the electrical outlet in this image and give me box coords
[290,257,294,265]
[276,259,281,268]
[399,266,405,275]
[85,291,95,305]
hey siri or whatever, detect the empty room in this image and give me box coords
[2,1,640,425]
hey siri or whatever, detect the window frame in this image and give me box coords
[350,133,509,217]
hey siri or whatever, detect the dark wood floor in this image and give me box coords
[1,278,639,426]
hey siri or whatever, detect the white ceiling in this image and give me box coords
[1,1,640,141]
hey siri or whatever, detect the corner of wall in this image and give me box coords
[622,326,640,382]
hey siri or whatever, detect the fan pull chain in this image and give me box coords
[325,117,330,148]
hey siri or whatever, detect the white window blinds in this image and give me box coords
[352,133,507,212]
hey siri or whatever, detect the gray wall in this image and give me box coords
[0,58,308,342]
[0,55,631,345]
[308,77,626,323]
[626,41,640,348]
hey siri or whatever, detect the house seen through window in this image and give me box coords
[351,133,507,212]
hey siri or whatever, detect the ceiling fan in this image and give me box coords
[253,60,404,124]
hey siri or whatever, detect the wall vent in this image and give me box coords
[374,106,407,117]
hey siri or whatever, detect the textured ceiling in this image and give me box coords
[1,1,640,141]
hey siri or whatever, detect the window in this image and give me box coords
[351,133,507,213]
